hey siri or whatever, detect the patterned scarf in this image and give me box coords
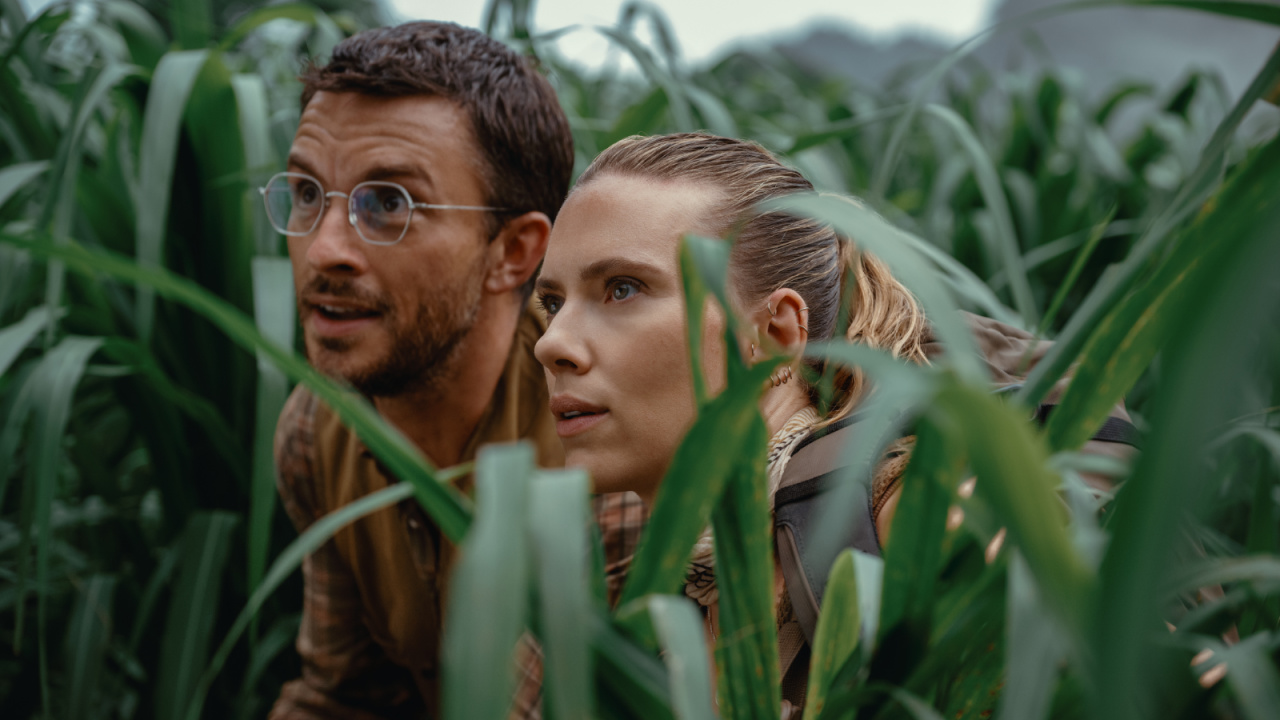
[684,405,823,607]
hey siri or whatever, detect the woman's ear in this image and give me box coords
[758,288,809,357]
[485,211,552,295]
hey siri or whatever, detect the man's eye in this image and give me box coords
[609,281,637,302]
[380,193,405,213]
[296,183,321,206]
[538,294,563,316]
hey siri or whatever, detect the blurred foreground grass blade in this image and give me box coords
[0,305,57,376]
[1037,209,1116,336]
[996,555,1066,720]
[1217,634,1280,720]
[134,49,210,341]
[940,382,1093,638]
[800,341,936,579]
[678,239,710,406]
[247,257,294,637]
[444,443,535,720]
[64,574,116,720]
[803,550,864,720]
[1019,38,1280,409]
[186,481,420,720]
[618,375,764,606]
[647,595,718,720]
[1091,130,1280,720]
[592,613,675,720]
[155,511,238,720]
[875,415,962,680]
[529,469,594,720]
[922,104,1036,327]
[710,413,779,720]
[3,234,472,539]
[1045,133,1280,452]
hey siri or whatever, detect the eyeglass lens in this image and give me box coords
[262,174,415,245]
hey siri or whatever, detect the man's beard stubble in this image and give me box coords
[303,264,484,398]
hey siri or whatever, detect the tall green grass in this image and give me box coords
[1,1,1278,719]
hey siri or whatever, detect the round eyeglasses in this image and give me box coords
[259,172,507,246]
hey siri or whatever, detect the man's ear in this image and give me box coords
[484,211,552,295]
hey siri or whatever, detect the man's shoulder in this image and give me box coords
[274,384,327,526]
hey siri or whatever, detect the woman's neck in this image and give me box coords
[760,380,812,437]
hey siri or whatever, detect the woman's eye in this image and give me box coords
[538,294,563,316]
[609,281,637,302]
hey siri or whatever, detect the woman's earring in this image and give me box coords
[769,365,793,387]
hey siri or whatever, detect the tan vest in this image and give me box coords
[311,310,562,709]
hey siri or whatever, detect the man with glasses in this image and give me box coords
[269,22,572,718]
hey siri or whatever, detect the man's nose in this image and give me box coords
[304,196,368,275]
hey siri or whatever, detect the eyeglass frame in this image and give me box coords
[258,171,509,246]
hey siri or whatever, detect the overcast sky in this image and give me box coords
[390,0,998,64]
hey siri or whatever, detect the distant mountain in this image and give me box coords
[775,0,1279,107]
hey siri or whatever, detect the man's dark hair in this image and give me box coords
[301,22,574,292]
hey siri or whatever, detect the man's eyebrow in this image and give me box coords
[282,157,434,189]
[286,154,321,179]
[363,164,433,187]
[580,257,664,283]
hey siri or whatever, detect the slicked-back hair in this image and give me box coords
[577,133,929,426]
[300,22,574,252]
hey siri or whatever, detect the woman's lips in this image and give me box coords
[550,395,609,438]
[555,411,609,438]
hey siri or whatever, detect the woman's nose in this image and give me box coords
[534,310,590,374]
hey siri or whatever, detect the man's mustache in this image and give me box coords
[299,277,392,314]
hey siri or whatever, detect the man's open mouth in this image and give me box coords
[314,303,380,321]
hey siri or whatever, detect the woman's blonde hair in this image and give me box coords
[575,132,929,424]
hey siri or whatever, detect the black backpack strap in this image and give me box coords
[774,417,879,643]
[1032,404,1143,448]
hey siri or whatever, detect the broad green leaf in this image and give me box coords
[64,574,116,719]
[444,443,535,720]
[709,411,780,720]
[617,375,766,605]
[922,104,1036,327]
[1090,122,1280,720]
[996,554,1065,720]
[170,0,212,50]
[0,305,57,377]
[134,50,210,341]
[246,257,294,633]
[1218,633,1280,720]
[38,61,137,341]
[875,413,964,674]
[678,238,711,406]
[10,334,100,714]
[156,511,238,720]
[529,469,595,720]
[804,550,863,720]
[940,382,1093,638]
[1045,133,1280,452]
[3,234,472,540]
[218,3,324,51]
[1020,37,1280,409]
[648,595,718,720]
[0,160,46,208]
[186,478,440,719]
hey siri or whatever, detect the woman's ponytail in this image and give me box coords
[815,238,930,426]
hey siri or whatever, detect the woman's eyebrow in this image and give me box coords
[580,257,664,283]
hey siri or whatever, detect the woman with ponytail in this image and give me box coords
[532,132,928,715]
